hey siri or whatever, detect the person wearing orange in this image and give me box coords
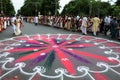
[0,17,4,30]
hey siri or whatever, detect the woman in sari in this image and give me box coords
[14,15,23,36]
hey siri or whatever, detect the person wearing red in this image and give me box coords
[0,17,2,32]
[3,16,7,30]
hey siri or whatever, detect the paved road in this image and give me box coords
[0,22,80,40]
[0,21,111,40]
[0,22,120,80]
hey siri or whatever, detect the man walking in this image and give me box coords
[110,17,119,39]
[91,15,100,36]
[104,16,111,36]
[11,15,16,35]
[34,16,38,26]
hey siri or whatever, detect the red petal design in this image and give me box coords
[59,40,75,47]
[64,49,112,62]
[15,47,53,62]
[8,47,46,53]
[55,48,76,75]
[94,73,110,80]
[64,43,95,48]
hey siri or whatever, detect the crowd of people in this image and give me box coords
[25,15,120,40]
[0,15,23,36]
[0,14,120,40]
[0,16,10,32]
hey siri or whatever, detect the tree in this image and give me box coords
[0,0,15,16]
[61,0,112,17]
[19,0,60,16]
[99,2,111,17]
[19,0,42,16]
[112,6,120,16]
[116,0,120,6]
[61,0,91,16]
[112,0,120,17]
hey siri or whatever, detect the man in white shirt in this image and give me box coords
[34,16,38,26]
[104,16,111,35]
[11,15,16,35]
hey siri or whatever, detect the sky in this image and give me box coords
[11,0,116,13]
[11,0,24,13]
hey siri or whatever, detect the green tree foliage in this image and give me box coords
[61,0,112,17]
[0,0,15,16]
[116,0,120,6]
[112,6,120,16]
[111,0,120,17]
[19,0,60,16]
[98,2,111,17]
[19,0,119,17]
[61,0,90,16]
[41,0,60,15]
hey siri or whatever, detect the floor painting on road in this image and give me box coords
[0,34,120,80]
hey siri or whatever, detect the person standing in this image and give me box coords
[34,16,38,26]
[104,16,111,36]
[0,17,2,32]
[14,15,23,36]
[76,15,80,31]
[3,16,7,30]
[118,18,120,39]
[81,16,88,35]
[99,19,104,33]
[110,17,119,39]
[11,15,16,34]
[7,17,10,27]
[67,16,72,30]
[91,15,100,36]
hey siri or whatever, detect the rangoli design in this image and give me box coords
[0,34,120,80]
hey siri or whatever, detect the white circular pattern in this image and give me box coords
[0,34,120,80]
